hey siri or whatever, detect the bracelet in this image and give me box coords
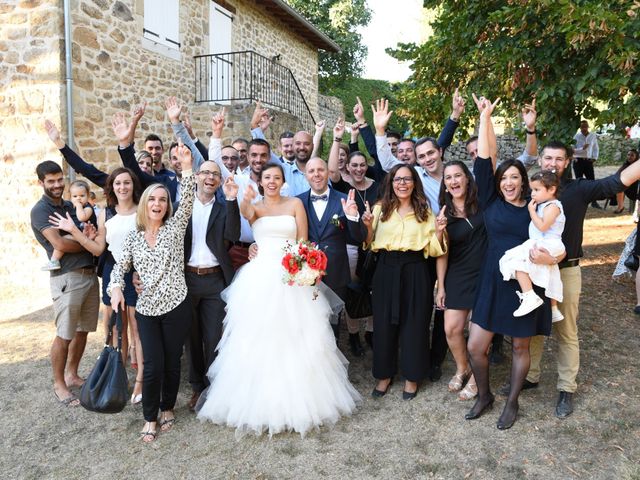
[526,129,537,135]
[333,137,343,142]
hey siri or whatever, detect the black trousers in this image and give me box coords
[372,251,432,382]
[136,298,191,422]
[573,158,595,180]
[185,270,227,394]
[427,257,448,368]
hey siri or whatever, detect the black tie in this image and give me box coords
[311,194,328,202]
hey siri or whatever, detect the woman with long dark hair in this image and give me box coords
[362,163,447,400]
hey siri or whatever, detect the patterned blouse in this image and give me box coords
[109,171,195,316]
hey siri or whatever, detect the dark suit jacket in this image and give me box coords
[182,188,241,286]
[118,144,179,202]
[297,188,364,294]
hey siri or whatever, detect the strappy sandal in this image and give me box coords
[448,368,471,392]
[458,379,478,400]
[159,412,176,432]
[139,429,157,443]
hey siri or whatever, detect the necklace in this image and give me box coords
[352,180,370,207]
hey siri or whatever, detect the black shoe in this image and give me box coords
[348,333,364,357]
[402,390,417,401]
[364,331,373,349]
[489,345,505,365]
[497,402,518,430]
[497,379,539,396]
[633,306,640,315]
[555,391,574,418]
[429,364,442,382]
[591,201,602,209]
[465,395,495,420]
[371,380,392,398]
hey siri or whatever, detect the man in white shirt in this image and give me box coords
[573,120,601,208]
[184,160,240,410]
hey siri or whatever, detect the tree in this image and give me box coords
[389,1,640,144]
[285,0,372,90]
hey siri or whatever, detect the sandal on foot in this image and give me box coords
[448,369,471,392]
[139,429,157,443]
[458,380,478,401]
[54,391,80,407]
[159,412,176,432]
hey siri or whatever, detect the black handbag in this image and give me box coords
[346,281,373,318]
[624,253,639,272]
[79,310,129,413]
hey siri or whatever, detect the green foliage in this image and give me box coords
[285,0,372,89]
[390,1,640,145]
[325,78,410,134]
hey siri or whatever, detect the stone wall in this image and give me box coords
[444,135,526,163]
[318,94,344,128]
[0,0,66,306]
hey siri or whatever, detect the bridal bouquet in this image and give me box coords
[281,240,328,288]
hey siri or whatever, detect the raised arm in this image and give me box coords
[311,120,326,159]
[208,108,231,179]
[45,120,108,188]
[221,176,241,242]
[328,118,345,184]
[372,98,402,172]
[165,96,205,170]
[239,184,258,224]
[169,143,195,232]
[182,112,209,161]
[475,94,500,172]
[519,99,539,170]
[437,87,465,152]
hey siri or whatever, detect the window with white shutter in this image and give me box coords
[143,0,180,51]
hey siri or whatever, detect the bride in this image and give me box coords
[196,162,361,437]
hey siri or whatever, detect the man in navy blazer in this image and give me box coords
[297,158,364,339]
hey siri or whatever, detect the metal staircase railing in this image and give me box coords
[194,50,315,131]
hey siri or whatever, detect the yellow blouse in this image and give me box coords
[367,204,446,258]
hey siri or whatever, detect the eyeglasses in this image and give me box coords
[199,170,221,178]
[221,155,239,162]
[392,176,414,184]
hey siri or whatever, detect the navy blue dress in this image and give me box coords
[471,157,551,337]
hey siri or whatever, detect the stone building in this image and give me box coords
[0,0,338,305]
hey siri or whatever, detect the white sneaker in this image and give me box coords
[513,290,544,317]
[41,259,61,271]
[551,307,564,322]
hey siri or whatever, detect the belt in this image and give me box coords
[185,265,222,275]
[231,241,252,248]
[75,266,96,274]
[559,259,579,269]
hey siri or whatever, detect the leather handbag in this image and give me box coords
[79,310,129,413]
[346,281,373,318]
[624,253,639,272]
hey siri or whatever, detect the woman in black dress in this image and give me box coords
[435,160,487,400]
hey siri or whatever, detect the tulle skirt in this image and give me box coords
[196,254,361,438]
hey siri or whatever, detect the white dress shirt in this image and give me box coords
[187,195,219,267]
[573,131,599,160]
[310,189,330,220]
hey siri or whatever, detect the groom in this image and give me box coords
[298,157,364,338]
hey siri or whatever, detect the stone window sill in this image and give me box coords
[141,37,181,62]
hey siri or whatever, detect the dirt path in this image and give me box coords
[2,208,639,480]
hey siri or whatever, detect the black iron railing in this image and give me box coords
[194,50,315,131]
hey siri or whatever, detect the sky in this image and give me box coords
[360,0,426,83]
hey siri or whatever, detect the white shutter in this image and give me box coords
[144,0,180,51]
[143,0,163,42]
[164,0,180,49]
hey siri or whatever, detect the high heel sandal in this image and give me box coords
[448,368,471,392]
[458,379,478,400]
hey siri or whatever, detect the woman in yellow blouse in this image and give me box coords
[362,164,447,400]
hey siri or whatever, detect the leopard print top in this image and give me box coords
[109,171,195,316]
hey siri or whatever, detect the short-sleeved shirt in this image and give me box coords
[31,194,94,275]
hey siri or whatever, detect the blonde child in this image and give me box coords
[42,180,96,271]
[499,171,566,321]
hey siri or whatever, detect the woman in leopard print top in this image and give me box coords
[109,144,194,443]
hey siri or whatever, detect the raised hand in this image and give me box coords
[222,174,239,200]
[362,200,374,229]
[131,101,147,123]
[250,101,269,130]
[452,87,465,120]
[183,111,196,139]
[471,93,486,113]
[49,212,76,233]
[528,198,537,213]
[353,96,365,123]
[371,98,393,136]
[176,141,192,171]
[522,98,537,130]
[340,189,358,217]
[314,120,326,136]
[243,183,257,204]
[165,96,182,124]
[435,205,448,234]
[259,111,273,132]
[44,119,65,149]
[479,96,501,120]
[111,112,131,146]
[210,107,226,139]
[333,117,345,139]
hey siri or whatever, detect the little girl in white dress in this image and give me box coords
[499,170,565,321]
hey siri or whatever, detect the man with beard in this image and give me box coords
[278,131,295,165]
[183,160,241,410]
[31,161,100,407]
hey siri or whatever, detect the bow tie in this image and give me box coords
[311,194,328,202]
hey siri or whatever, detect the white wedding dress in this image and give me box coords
[196,215,361,437]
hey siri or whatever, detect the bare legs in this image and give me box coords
[444,308,475,393]
[128,305,144,399]
[51,331,88,402]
